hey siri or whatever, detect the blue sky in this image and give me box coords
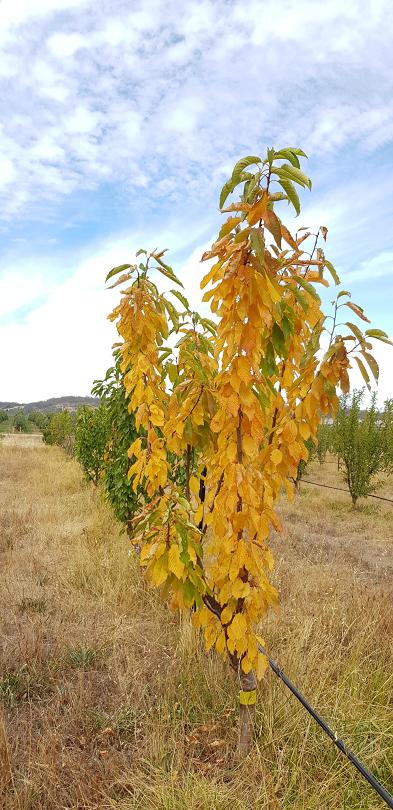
[0,0,392,402]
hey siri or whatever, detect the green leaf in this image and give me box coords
[269,192,287,202]
[364,330,393,346]
[362,351,379,382]
[219,177,237,210]
[136,249,147,257]
[274,149,300,168]
[154,256,184,288]
[354,356,371,390]
[272,323,285,355]
[365,328,390,339]
[294,275,320,302]
[265,209,282,248]
[164,299,179,331]
[337,290,351,299]
[292,287,309,313]
[324,260,340,285]
[278,179,300,216]
[105,263,132,283]
[169,289,190,310]
[283,147,308,158]
[281,314,293,341]
[231,155,261,185]
[250,227,265,264]
[200,318,217,335]
[272,164,312,190]
[243,172,261,204]
[345,322,364,343]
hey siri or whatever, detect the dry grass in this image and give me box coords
[0,441,392,809]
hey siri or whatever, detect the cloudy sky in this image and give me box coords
[0,0,392,403]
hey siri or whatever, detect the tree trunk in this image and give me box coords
[238,669,257,757]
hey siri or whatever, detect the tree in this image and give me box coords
[43,410,74,454]
[335,391,390,505]
[0,410,8,424]
[28,410,48,431]
[92,355,140,533]
[13,410,29,433]
[381,399,393,471]
[315,421,332,464]
[106,146,389,754]
[75,405,109,485]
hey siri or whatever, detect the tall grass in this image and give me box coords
[0,442,392,808]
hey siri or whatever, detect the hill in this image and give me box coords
[0,396,100,414]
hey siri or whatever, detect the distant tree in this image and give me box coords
[75,405,109,485]
[335,390,389,506]
[43,410,74,454]
[0,410,8,423]
[28,411,48,431]
[92,354,140,530]
[13,410,29,433]
[381,399,393,471]
[315,421,333,464]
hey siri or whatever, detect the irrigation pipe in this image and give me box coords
[258,645,393,809]
[302,478,393,504]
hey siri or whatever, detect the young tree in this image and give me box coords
[13,410,29,433]
[28,410,48,431]
[106,146,388,754]
[0,409,8,424]
[335,391,389,505]
[381,399,393,471]
[75,405,109,485]
[43,410,74,454]
[315,421,332,464]
[92,355,140,533]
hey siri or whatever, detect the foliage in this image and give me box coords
[75,405,109,485]
[0,409,8,423]
[92,355,140,530]
[315,421,333,464]
[43,410,75,454]
[13,410,29,433]
[28,410,49,431]
[381,399,393,470]
[105,146,388,713]
[334,391,391,505]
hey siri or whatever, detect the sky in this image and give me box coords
[0,0,392,403]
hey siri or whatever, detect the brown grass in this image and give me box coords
[0,442,392,809]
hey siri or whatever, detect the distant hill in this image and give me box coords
[0,396,100,414]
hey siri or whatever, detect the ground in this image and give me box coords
[0,439,392,809]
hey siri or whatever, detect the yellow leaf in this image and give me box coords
[215,630,226,655]
[271,448,282,466]
[247,192,268,226]
[189,475,200,496]
[227,613,247,641]
[256,651,269,680]
[232,579,251,598]
[298,421,310,440]
[168,544,185,579]
[221,604,234,625]
[282,421,297,443]
[150,552,168,587]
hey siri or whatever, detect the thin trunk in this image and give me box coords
[185,444,191,501]
[238,668,257,757]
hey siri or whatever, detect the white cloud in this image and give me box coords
[1,0,393,219]
[0,156,15,187]
[1,230,391,403]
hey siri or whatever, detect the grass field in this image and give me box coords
[0,440,392,809]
